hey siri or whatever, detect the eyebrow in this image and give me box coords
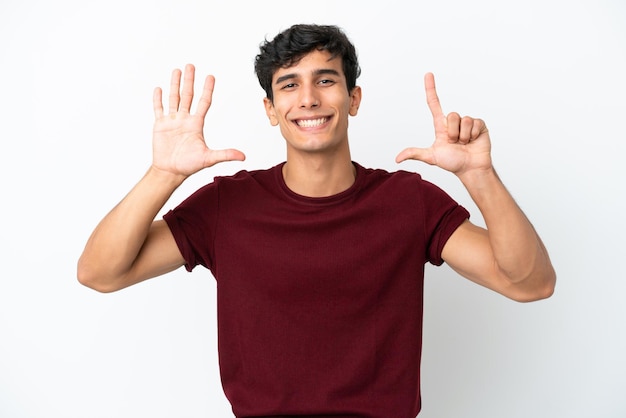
[274,68,341,85]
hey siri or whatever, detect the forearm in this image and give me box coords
[77,166,185,289]
[458,167,555,285]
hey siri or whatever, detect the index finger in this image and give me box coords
[195,75,215,117]
[424,72,444,120]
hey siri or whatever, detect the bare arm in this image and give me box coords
[77,169,185,293]
[77,64,245,292]
[396,73,555,302]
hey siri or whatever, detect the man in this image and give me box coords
[78,24,555,417]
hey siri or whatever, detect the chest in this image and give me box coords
[212,200,425,305]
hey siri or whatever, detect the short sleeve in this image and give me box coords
[163,182,219,272]
[421,180,470,266]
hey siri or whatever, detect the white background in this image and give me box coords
[1,0,625,417]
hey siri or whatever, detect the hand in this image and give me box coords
[395,73,492,177]
[152,64,245,178]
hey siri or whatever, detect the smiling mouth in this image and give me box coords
[295,117,328,128]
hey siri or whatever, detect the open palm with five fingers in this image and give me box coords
[152,64,245,178]
[396,73,492,177]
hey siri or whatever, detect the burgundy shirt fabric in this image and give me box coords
[163,162,469,418]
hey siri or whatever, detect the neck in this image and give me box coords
[282,152,356,198]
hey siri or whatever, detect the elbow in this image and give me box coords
[77,273,116,294]
[517,282,555,303]
[511,268,557,303]
[536,265,557,300]
[77,278,116,294]
[76,260,121,293]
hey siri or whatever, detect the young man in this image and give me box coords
[78,24,555,417]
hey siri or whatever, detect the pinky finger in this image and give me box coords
[153,87,164,119]
[471,118,487,140]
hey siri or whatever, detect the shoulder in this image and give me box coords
[354,162,467,216]
[354,162,446,196]
[213,164,282,187]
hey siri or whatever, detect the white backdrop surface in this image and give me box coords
[0,0,625,417]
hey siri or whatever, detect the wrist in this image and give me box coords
[456,166,511,211]
[146,165,188,189]
[457,166,499,188]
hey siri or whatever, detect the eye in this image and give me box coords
[319,79,335,86]
[280,83,297,90]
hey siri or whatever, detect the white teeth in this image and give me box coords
[297,118,327,128]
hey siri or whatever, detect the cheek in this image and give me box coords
[278,121,295,140]
[272,103,291,123]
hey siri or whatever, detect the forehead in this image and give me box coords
[272,49,344,83]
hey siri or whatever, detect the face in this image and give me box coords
[263,49,362,157]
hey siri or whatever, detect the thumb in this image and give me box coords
[395,147,435,165]
[203,148,246,168]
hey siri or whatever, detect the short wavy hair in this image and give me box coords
[254,24,361,102]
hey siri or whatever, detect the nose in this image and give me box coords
[299,83,320,109]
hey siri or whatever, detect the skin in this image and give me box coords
[398,73,555,301]
[263,50,361,197]
[77,52,555,302]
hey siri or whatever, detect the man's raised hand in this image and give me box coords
[152,64,245,178]
[395,73,492,177]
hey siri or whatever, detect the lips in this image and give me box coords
[295,117,328,128]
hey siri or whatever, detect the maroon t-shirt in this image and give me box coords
[163,162,469,418]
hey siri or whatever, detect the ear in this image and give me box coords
[349,86,362,117]
[263,97,279,126]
